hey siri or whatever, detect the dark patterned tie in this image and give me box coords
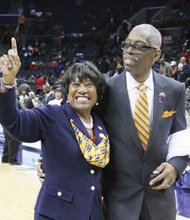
[134,84,150,150]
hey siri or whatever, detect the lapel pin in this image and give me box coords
[159,92,165,103]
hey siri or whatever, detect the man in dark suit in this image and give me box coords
[100,24,189,220]
[1,128,21,165]
[41,84,55,105]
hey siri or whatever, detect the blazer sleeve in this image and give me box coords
[0,88,53,142]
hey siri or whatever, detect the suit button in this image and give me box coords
[90,186,95,191]
[90,169,95,174]
[57,191,62,197]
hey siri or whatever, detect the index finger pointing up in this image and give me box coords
[11,37,18,55]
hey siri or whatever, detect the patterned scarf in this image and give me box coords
[70,119,110,168]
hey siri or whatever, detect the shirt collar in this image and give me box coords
[126,70,154,91]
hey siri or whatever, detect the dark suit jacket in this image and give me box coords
[100,71,189,220]
[42,92,55,105]
[0,88,108,220]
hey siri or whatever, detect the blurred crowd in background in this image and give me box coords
[0,0,190,112]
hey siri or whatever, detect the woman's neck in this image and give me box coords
[78,113,93,130]
[77,112,91,123]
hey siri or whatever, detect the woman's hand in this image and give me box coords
[0,37,21,84]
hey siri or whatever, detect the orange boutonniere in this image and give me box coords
[162,110,176,119]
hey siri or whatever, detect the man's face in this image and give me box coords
[122,27,160,78]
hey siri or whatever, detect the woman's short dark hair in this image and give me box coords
[62,61,106,103]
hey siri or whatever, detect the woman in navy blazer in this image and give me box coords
[0,38,110,220]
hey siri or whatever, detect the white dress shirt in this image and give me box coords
[126,70,154,123]
[48,98,63,106]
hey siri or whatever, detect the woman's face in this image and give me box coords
[55,91,62,100]
[67,77,97,115]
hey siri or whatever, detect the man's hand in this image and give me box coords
[149,162,177,190]
[0,37,21,84]
[37,158,45,183]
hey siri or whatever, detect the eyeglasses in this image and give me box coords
[121,41,156,52]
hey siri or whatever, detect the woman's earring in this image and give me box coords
[66,100,69,103]
[96,102,99,106]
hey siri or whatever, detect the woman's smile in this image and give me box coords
[75,96,90,103]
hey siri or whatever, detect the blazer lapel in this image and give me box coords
[146,72,169,152]
[63,103,90,138]
[63,102,108,145]
[116,73,143,150]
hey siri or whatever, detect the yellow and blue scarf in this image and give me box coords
[70,119,110,168]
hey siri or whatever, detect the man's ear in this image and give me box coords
[153,49,162,62]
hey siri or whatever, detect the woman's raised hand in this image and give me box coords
[0,37,21,84]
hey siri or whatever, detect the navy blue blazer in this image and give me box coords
[0,88,108,220]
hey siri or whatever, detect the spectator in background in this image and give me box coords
[116,20,130,44]
[178,57,186,70]
[23,97,34,109]
[41,84,55,105]
[183,58,190,82]
[111,62,123,77]
[18,13,25,33]
[48,87,63,106]
[176,63,185,83]
[28,91,42,107]
[177,57,190,83]
[170,61,177,80]
[31,61,39,71]
[17,82,31,95]
[35,74,46,95]
[18,90,29,109]
[109,57,123,77]
[28,74,36,91]
[159,57,172,77]
[18,4,24,15]
[179,47,190,60]
[1,128,21,165]
[54,60,64,78]
[1,84,22,165]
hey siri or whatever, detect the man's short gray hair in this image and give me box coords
[132,24,162,49]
